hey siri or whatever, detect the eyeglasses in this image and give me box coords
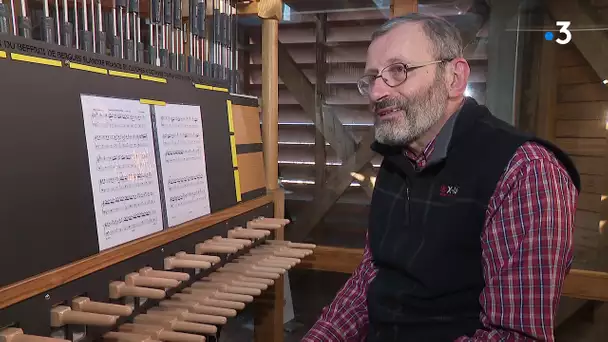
[357,60,451,96]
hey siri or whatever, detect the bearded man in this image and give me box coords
[302,13,580,342]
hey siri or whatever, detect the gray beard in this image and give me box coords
[374,77,448,146]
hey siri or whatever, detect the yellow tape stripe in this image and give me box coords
[194,83,214,90]
[212,87,229,92]
[230,136,238,168]
[109,70,140,79]
[68,62,107,75]
[140,99,166,106]
[11,53,62,67]
[234,169,242,202]
[141,75,167,83]
[226,100,235,133]
[0,51,6,58]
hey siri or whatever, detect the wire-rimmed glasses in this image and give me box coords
[357,60,450,96]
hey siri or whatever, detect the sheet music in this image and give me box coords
[80,94,164,251]
[154,103,211,227]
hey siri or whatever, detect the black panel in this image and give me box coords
[0,205,274,339]
[241,188,267,202]
[229,94,259,107]
[236,143,263,154]
[0,36,239,287]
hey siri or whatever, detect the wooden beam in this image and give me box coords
[547,0,608,83]
[287,131,376,242]
[391,0,418,17]
[314,14,328,206]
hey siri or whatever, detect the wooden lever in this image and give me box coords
[147,307,227,325]
[212,236,252,246]
[248,247,308,258]
[172,293,245,310]
[103,331,160,342]
[72,297,133,316]
[258,245,312,256]
[0,328,70,342]
[246,220,283,230]
[159,300,237,317]
[175,252,221,264]
[109,281,166,299]
[119,324,205,342]
[217,267,280,280]
[253,217,290,225]
[192,280,262,296]
[183,288,254,303]
[207,272,274,286]
[125,273,180,288]
[266,240,316,249]
[243,254,300,266]
[132,314,217,335]
[194,243,239,254]
[227,227,269,239]
[203,238,246,249]
[221,263,285,275]
[201,277,268,290]
[139,267,190,281]
[164,257,211,270]
[50,306,118,327]
[236,257,293,269]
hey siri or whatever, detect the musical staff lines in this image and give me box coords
[81,94,164,251]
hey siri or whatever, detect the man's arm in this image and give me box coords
[301,233,377,342]
[456,142,578,342]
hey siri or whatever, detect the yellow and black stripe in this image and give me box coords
[227,98,266,203]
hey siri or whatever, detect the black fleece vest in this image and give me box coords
[366,98,580,342]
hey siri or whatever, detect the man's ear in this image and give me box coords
[448,58,470,97]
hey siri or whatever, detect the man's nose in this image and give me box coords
[369,77,390,103]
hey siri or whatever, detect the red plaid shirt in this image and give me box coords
[302,140,578,341]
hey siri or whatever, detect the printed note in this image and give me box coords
[80,94,164,251]
[154,103,211,227]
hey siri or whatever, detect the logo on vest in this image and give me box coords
[440,184,459,197]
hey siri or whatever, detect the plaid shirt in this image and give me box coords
[302,140,578,342]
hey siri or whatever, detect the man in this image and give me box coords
[302,13,580,342]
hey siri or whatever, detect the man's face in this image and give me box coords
[364,22,449,146]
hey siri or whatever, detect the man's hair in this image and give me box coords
[371,13,463,61]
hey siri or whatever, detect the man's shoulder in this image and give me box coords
[505,141,574,183]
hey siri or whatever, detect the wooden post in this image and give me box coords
[254,1,284,341]
[391,0,418,17]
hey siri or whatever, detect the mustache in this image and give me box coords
[373,97,405,112]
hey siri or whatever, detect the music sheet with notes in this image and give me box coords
[154,103,211,227]
[80,94,164,251]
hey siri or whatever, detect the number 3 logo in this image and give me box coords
[556,21,572,45]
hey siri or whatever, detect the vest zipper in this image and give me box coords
[405,178,410,225]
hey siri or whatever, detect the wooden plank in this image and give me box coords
[563,269,608,301]
[548,0,608,82]
[581,174,605,194]
[556,46,587,68]
[555,120,605,138]
[535,23,557,142]
[555,138,606,157]
[576,210,600,231]
[232,104,263,145]
[556,101,608,121]
[578,193,602,213]
[558,83,608,103]
[237,152,267,193]
[559,65,600,85]
[571,156,606,175]
[298,245,364,273]
[287,131,377,242]
[0,195,274,309]
[391,0,417,17]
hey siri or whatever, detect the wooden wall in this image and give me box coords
[554,44,607,270]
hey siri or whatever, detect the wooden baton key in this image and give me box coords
[132,314,217,335]
[72,297,133,316]
[109,281,166,300]
[0,328,70,342]
[146,306,227,325]
[171,293,245,310]
[207,272,274,286]
[211,236,252,246]
[221,262,284,276]
[125,273,180,289]
[50,306,118,327]
[246,219,283,230]
[194,242,239,255]
[182,287,254,303]
[119,323,205,342]
[252,216,290,225]
[242,254,300,266]
[175,252,221,264]
[159,300,237,317]
[236,256,294,269]
[266,240,316,249]
[103,331,161,342]
[139,267,190,281]
[203,238,246,249]
[164,257,211,270]
[191,280,262,296]
[227,227,270,239]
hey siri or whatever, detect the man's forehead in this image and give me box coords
[365,22,432,71]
